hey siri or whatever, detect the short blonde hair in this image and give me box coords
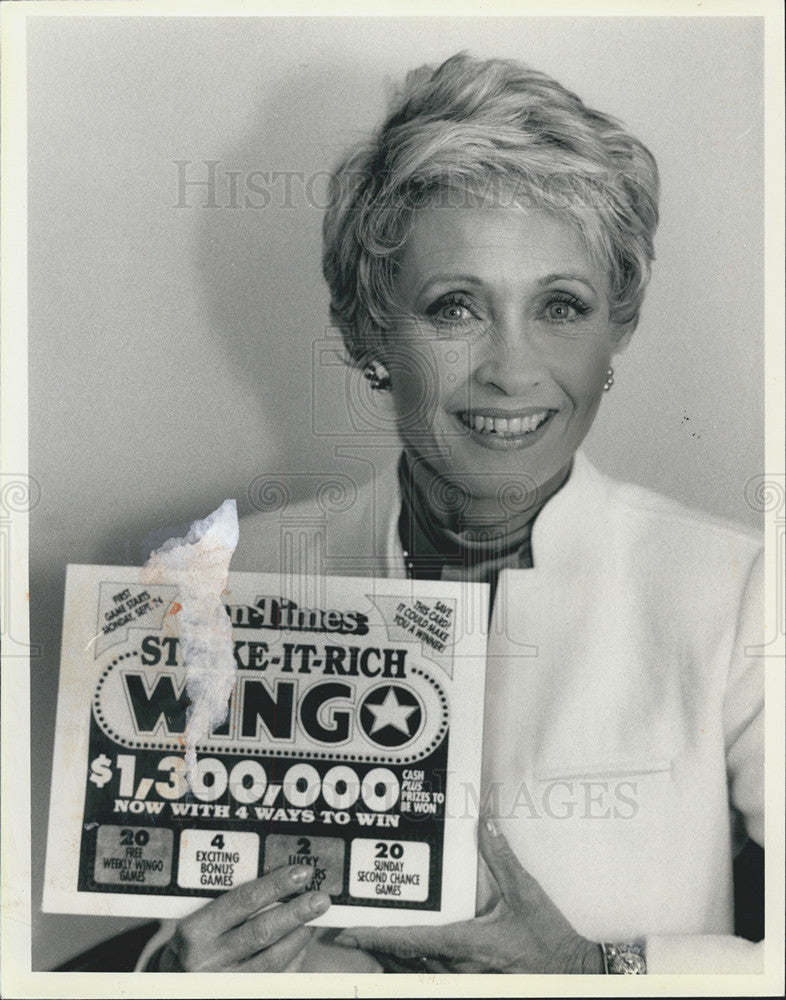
[322,53,660,364]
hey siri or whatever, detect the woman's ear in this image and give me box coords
[611,316,637,354]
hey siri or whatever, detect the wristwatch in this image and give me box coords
[602,941,647,974]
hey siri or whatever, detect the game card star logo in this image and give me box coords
[359,684,423,748]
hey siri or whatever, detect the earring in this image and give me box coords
[603,367,614,391]
[363,360,391,391]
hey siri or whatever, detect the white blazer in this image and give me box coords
[228,451,765,973]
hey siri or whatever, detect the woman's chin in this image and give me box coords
[426,460,550,504]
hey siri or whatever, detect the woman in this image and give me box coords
[78,52,763,975]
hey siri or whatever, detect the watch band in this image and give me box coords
[602,940,647,974]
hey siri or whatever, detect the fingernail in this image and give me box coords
[290,865,312,885]
[335,933,359,948]
[308,892,330,916]
[485,818,499,837]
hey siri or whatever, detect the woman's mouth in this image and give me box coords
[457,410,552,436]
[454,409,556,449]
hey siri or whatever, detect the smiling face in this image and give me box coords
[382,200,632,515]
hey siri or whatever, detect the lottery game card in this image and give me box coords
[43,566,488,925]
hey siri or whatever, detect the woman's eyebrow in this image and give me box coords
[538,272,598,293]
[414,274,484,297]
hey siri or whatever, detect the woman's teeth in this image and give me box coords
[459,411,550,436]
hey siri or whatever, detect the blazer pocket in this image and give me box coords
[533,758,674,783]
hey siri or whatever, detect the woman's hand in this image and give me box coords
[334,819,604,974]
[155,864,330,972]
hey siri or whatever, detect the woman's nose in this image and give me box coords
[472,317,548,394]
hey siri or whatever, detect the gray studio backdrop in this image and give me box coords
[28,16,763,969]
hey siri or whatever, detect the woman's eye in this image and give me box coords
[426,295,477,325]
[543,295,589,323]
[547,301,573,321]
[438,302,471,321]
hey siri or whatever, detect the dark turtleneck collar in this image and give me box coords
[397,453,572,606]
